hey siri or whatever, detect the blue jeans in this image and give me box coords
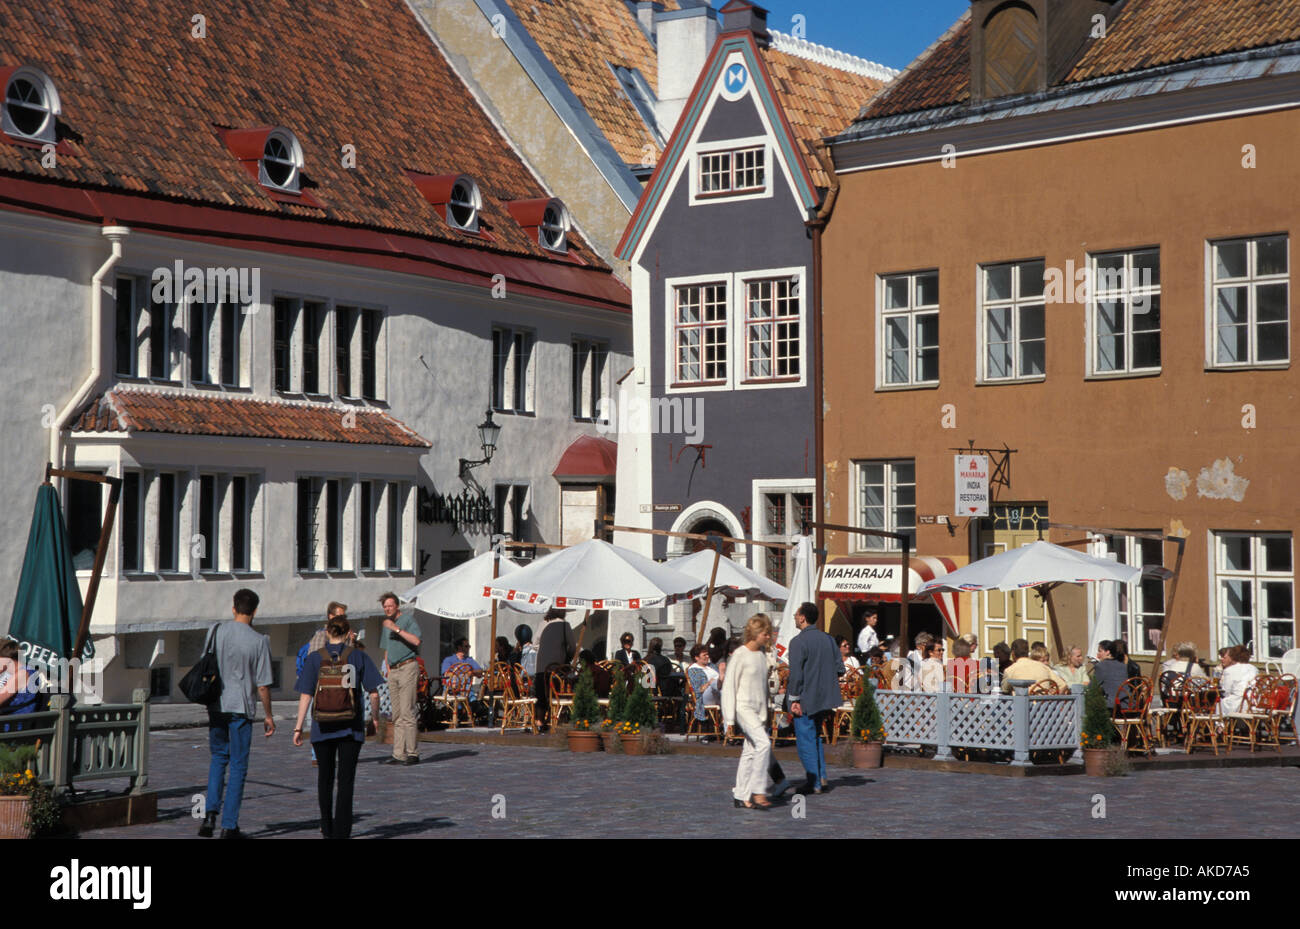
[207,713,253,830]
[792,712,827,784]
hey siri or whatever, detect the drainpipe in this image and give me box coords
[804,141,840,565]
[49,224,131,470]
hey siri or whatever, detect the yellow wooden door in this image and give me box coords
[980,529,1048,650]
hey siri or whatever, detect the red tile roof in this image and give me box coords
[73,388,431,448]
[502,0,679,167]
[552,435,618,479]
[0,0,612,273]
[860,0,1300,121]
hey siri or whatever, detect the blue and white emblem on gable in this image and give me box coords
[720,59,749,101]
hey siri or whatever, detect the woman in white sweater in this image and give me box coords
[722,613,775,810]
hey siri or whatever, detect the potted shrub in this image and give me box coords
[0,744,38,839]
[566,664,603,752]
[601,664,628,750]
[850,683,886,768]
[1080,677,1116,776]
[620,669,659,755]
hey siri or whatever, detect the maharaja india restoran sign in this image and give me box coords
[819,563,909,595]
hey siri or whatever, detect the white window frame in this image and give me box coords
[688,136,773,206]
[571,337,610,421]
[1087,248,1162,378]
[663,267,806,394]
[1206,235,1290,369]
[1213,531,1294,659]
[1089,532,1166,656]
[978,259,1046,383]
[851,460,916,553]
[491,325,536,414]
[742,276,802,384]
[878,269,940,389]
[752,478,815,584]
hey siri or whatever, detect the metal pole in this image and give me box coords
[695,546,723,644]
[488,549,500,671]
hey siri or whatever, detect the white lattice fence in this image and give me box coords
[1027,696,1077,749]
[878,692,939,744]
[948,695,1015,749]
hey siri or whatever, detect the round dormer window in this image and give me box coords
[448,177,481,231]
[261,130,303,193]
[2,67,60,144]
[540,200,570,252]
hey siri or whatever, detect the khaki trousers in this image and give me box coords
[388,660,419,759]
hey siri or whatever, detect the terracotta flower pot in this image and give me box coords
[621,733,646,755]
[567,730,603,753]
[0,795,32,839]
[852,741,883,769]
[1083,748,1107,776]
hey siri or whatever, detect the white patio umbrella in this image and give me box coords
[775,535,815,660]
[400,548,544,620]
[916,540,1141,658]
[672,549,790,603]
[1087,552,1122,657]
[484,538,706,612]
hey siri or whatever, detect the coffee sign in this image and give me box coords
[954,455,990,517]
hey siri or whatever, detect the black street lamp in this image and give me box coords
[459,409,501,480]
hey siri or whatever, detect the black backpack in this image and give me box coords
[180,624,223,705]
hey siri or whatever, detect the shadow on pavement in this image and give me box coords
[354,816,454,838]
[251,817,339,838]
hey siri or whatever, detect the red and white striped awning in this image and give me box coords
[817,555,961,637]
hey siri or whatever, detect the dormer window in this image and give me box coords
[260,129,303,193]
[981,2,1040,98]
[540,201,570,252]
[448,177,482,232]
[2,66,60,144]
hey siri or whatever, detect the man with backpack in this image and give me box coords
[293,613,383,840]
[198,588,274,839]
[297,602,347,766]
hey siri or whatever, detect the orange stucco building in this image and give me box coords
[818,0,1299,671]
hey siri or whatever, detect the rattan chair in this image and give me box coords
[1269,675,1298,746]
[499,664,539,734]
[1148,671,1186,747]
[434,662,476,728]
[482,661,514,727]
[1112,677,1153,755]
[830,669,864,744]
[684,665,721,741]
[1028,678,1061,695]
[1183,680,1223,755]
[1226,681,1282,753]
[548,670,574,728]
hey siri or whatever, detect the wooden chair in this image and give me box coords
[1183,680,1223,755]
[434,662,476,728]
[1112,677,1153,755]
[1148,671,1186,747]
[830,669,864,744]
[770,664,794,746]
[548,670,574,728]
[500,665,539,734]
[868,665,889,692]
[1269,675,1298,746]
[684,666,721,741]
[1028,678,1061,695]
[482,661,514,727]
[1225,681,1280,753]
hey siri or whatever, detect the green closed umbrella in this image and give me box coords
[5,483,91,669]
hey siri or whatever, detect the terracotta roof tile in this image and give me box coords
[502,0,679,166]
[0,0,606,268]
[72,388,431,448]
[859,0,1300,122]
[759,42,891,188]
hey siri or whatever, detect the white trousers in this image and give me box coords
[732,707,772,801]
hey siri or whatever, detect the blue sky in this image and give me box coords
[755,0,971,71]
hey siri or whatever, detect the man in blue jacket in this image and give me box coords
[775,602,843,797]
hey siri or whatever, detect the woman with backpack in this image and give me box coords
[293,616,384,839]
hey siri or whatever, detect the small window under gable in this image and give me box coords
[407,171,484,234]
[1,65,60,144]
[507,197,573,254]
[218,125,320,205]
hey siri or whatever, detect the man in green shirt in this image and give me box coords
[379,592,422,765]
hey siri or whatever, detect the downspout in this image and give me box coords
[804,140,840,568]
[49,224,131,469]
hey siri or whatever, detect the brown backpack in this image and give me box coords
[313,647,356,722]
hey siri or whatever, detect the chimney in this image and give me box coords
[719,1,770,48]
[654,2,719,139]
[635,2,663,42]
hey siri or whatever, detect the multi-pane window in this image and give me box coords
[336,307,354,398]
[854,460,916,552]
[274,298,293,392]
[386,482,404,571]
[359,480,375,570]
[114,277,142,377]
[881,271,939,386]
[66,474,103,571]
[1090,249,1161,375]
[1216,533,1294,659]
[571,339,609,420]
[745,278,800,381]
[230,475,251,573]
[119,471,256,576]
[491,326,535,413]
[148,294,177,380]
[220,303,244,387]
[1211,236,1289,366]
[698,146,765,196]
[121,472,142,573]
[757,486,813,586]
[1095,534,1166,654]
[274,300,381,399]
[674,282,728,385]
[359,308,381,400]
[198,474,219,572]
[495,484,529,540]
[157,472,181,573]
[297,476,344,573]
[981,259,1045,381]
[301,301,325,395]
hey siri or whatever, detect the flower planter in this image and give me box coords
[621,733,646,756]
[0,795,32,839]
[599,730,619,752]
[567,730,603,753]
[1083,748,1107,776]
[852,741,884,769]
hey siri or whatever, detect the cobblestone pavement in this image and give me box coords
[75,729,1300,839]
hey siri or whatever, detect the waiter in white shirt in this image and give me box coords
[856,608,880,657]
